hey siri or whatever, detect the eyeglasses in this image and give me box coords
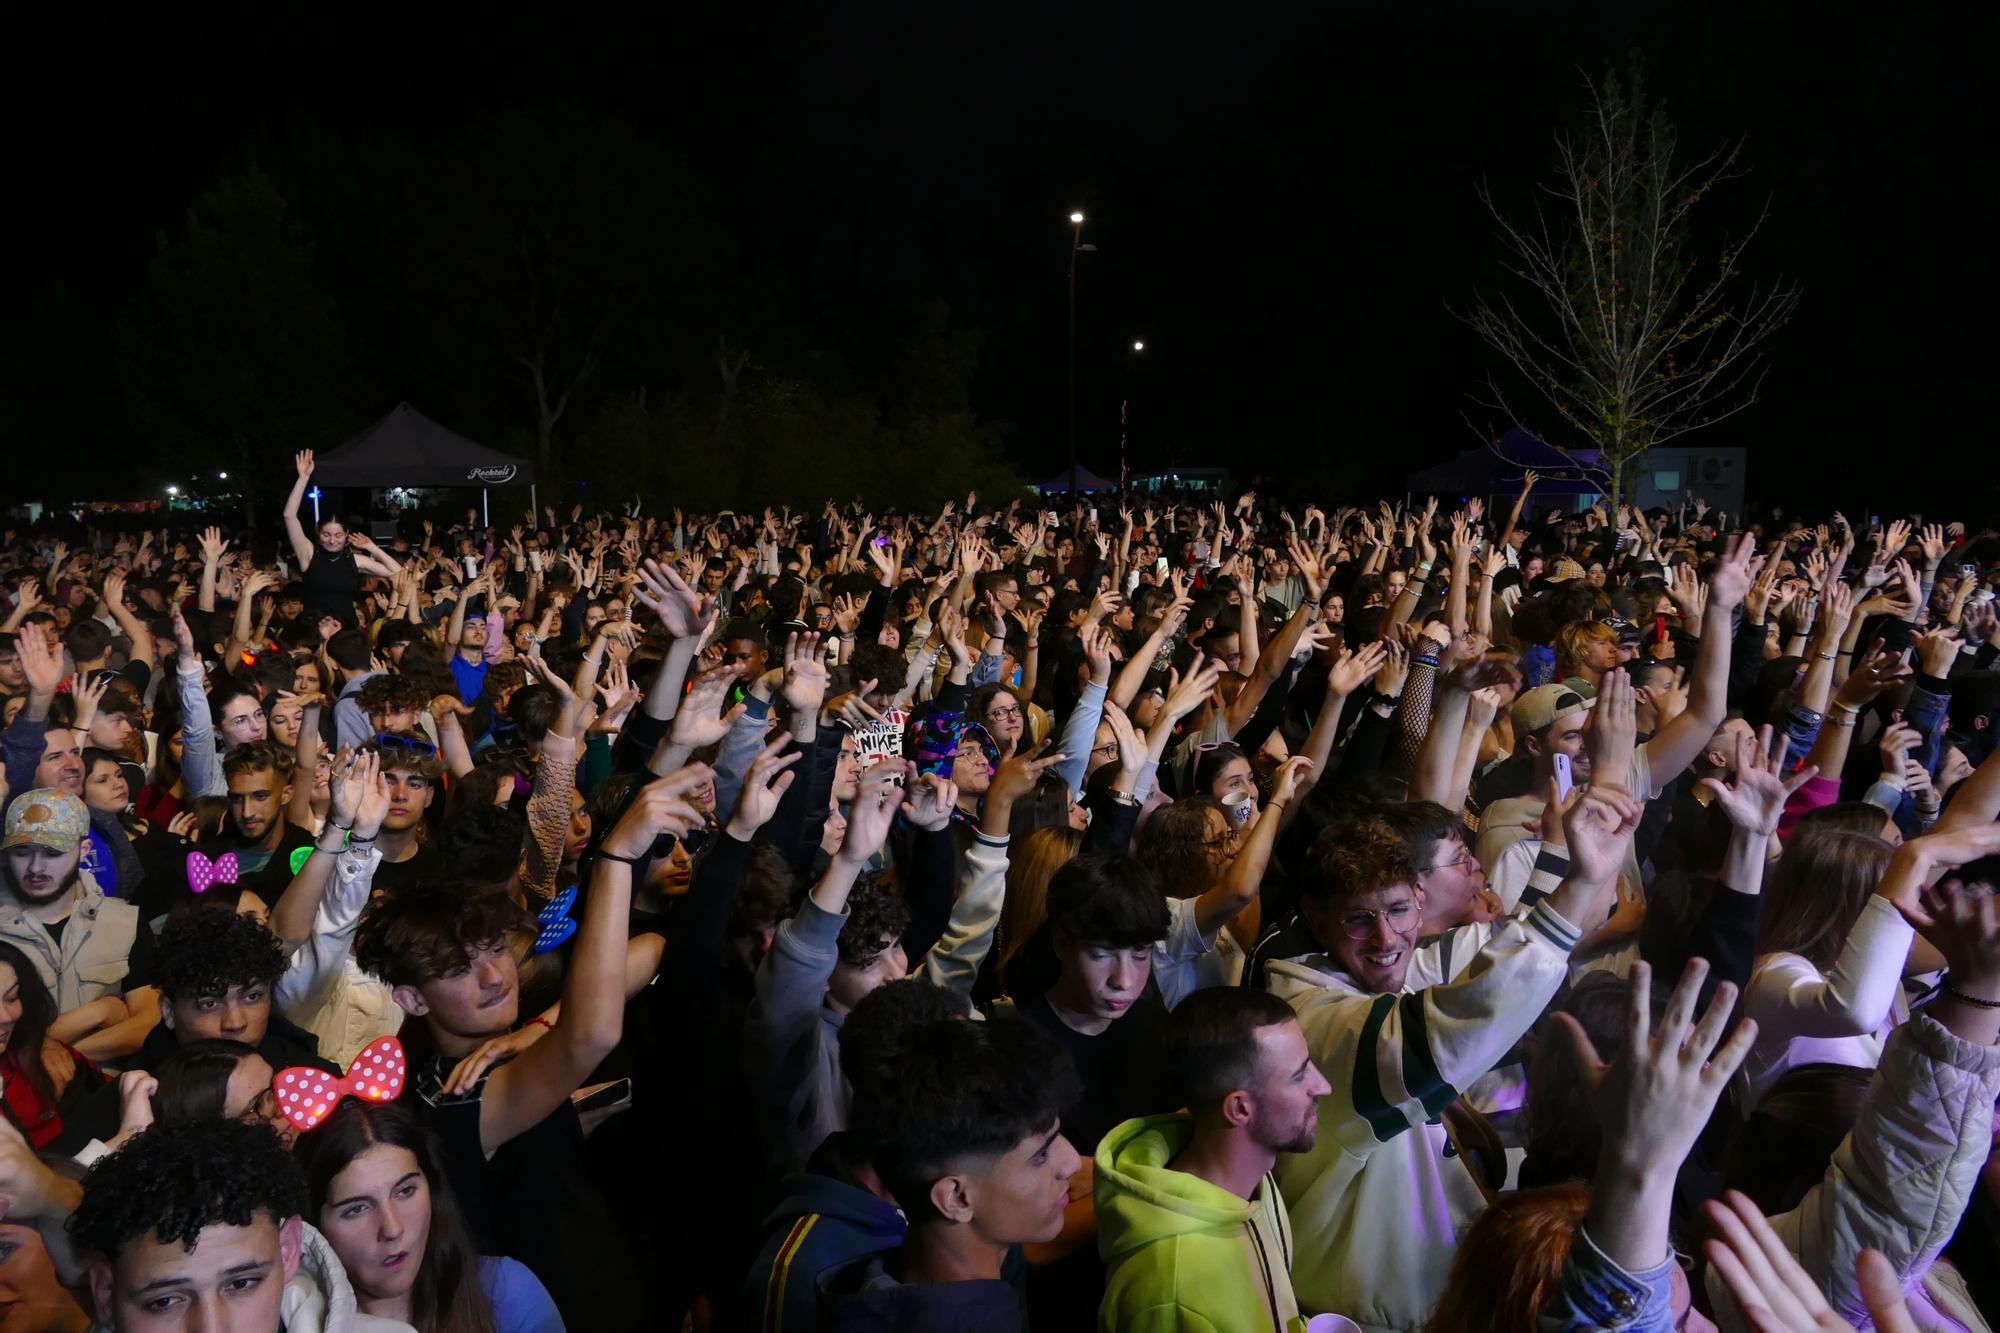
[374,732,439,756]
[1092,740,1120,757]
[1423,848,1480,877]
[1339,900,1418,939]
[987,705,1024,722]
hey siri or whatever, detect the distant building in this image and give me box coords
[1128,467,1231,494]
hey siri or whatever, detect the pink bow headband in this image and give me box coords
[272,1036,406,1132]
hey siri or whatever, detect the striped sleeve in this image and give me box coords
[1293,901,1581,1154]
[1519,845,1570,911]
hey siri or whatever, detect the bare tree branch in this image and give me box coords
[1454,66,1799,502]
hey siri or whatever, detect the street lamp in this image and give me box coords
[1132,340,1145,352]
[165,485,178,496]
[218,470,228,479]
[1067,211,1088,494]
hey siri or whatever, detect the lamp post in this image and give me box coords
[1121,339,1145,490]
[1067,211,1086,495]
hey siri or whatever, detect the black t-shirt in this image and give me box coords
[415,1052,646,1331]
[369,843,440,898]
[45,908,159,992]
[1015,988,1169,1157]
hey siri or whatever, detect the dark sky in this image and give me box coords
[8,3,1991,509]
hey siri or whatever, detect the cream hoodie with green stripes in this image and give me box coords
[1263,899,1581,1333]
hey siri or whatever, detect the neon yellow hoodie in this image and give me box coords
[1094,1113,1303,1333]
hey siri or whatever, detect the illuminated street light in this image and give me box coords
[1069,211,1084,223]
[1133,340,1145,351]
[165,485,178,495]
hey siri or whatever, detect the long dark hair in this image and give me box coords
[1757,826,1893,970]
[294,1100,497,1333]
[0,940,60,1108]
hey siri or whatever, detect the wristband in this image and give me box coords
[1412,654,1440,670]
[1942,981,2000,1009]
[1815,650,1838,660]
[527,1015,557,1031]
[598,849,648,867]
[1831,699,1861,715]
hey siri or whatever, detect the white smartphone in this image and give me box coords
[1553,752,1574,801]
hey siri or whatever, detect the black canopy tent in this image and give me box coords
[312,403,536,525]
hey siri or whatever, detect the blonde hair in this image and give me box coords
[1553,620,1618,679]
[996,826,1083,978]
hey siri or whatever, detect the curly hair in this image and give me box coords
[157,907,288,1002]
[354,884,533,988]
[69,1117,307,1259]
[849,643,907,701]
[357,672,433,720]
[1301,816,1417,907]
[837,877,912,969]
[839,977,971,1108]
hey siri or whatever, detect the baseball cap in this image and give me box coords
[2,788,89,854]
[1512,684,1595,736]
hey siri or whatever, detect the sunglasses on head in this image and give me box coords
[373,732,438,756]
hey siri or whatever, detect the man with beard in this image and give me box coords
[0,788,160,1058]
[216,743,315,903]
[1093,987,1332,1333]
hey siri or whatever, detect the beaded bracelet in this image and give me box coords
[1942,981,2000,1010]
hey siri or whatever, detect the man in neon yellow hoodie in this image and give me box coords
[1095,988,1332,1333]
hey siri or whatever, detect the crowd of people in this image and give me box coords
[2,451,1997,1333]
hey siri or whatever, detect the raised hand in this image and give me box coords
[1562,783,1644,888]
[1162,657,1225,723]
[1327,640,1390,697]
[839,759,909,865]
[1699,726,1814,836]
[15,623,65,697]
[330,749,380,831]
[780,631,830,716]
[633,558,711,639]
[68,672,111,732]
[726,735,802,838]
[988,744,1068,806]
[1706,533,1766,612]
[198,526,228,565]
[1832,641,1913,711]
[1562,958,1756,1202]
[900,773,961,832]
[294,449,315,479]
[601,768,710,858]
[670,664,746,748]
[1706,1191,1920,1333]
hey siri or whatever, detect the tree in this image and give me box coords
[116,167,363,521]
[1459,68,1800,504]
[395,107,720,487]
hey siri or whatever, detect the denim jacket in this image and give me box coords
[1539,1226,1677,1332]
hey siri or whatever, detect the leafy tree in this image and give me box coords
[115,167,364,521]
[1460,68,1800,504]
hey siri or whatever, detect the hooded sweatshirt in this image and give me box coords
[1095,1114,1300,1333]
[284,1222,416,1333]
[741,1166,907,1333]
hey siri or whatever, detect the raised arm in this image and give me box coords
[282,452,316,568]
[1544,959,1756,1329]
[1642,533,1759,781]
[478,769,704,1156]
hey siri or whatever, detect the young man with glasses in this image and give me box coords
[1257,790,1639,1330]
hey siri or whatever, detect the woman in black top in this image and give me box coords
[283,449,402,622]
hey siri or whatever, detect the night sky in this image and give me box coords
[7,3,1991,513]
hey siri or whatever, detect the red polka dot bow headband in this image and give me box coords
[272,1035,407,1132]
